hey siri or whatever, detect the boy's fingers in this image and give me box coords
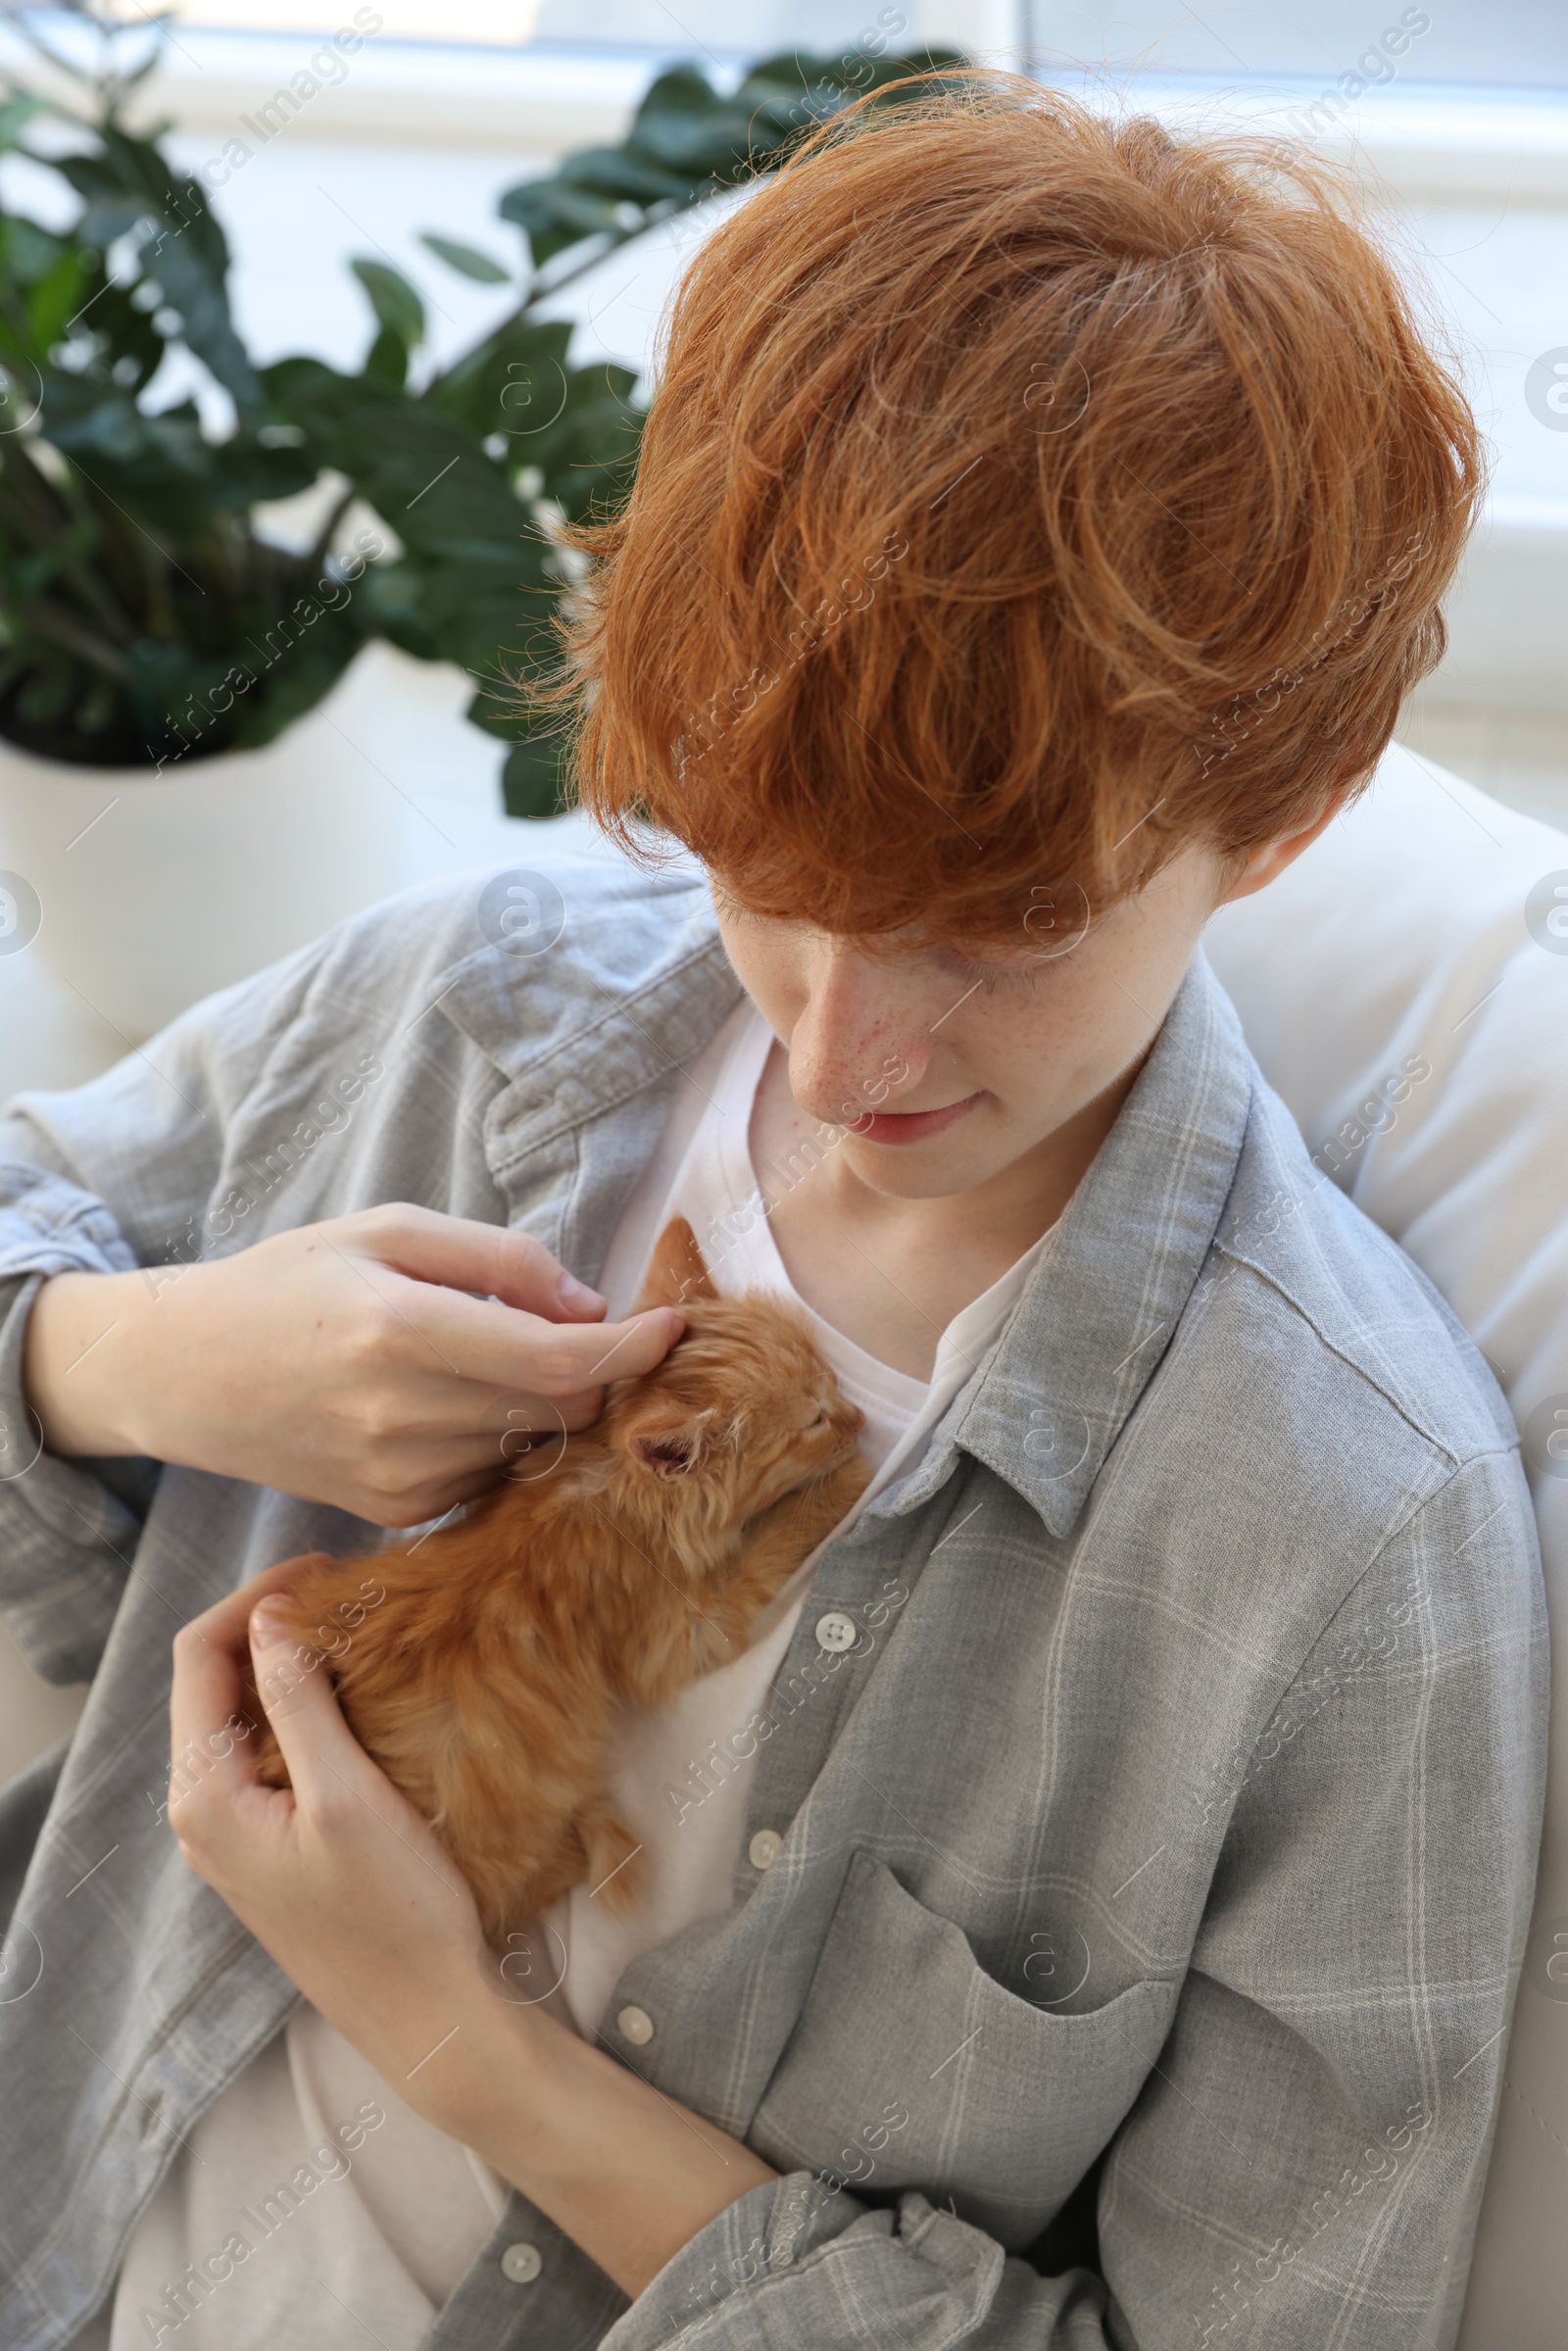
[352,1207,607,1323]
[170,1556,339,1794]
[182,1554,338,1658]
[415,1297,686,1397]
[247,1601,372,1807]
[245,1608,470,1903]
[168,1620,248,1805]
[559,1306,687,1387]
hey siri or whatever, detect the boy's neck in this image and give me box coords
[747,1038,1147,1379]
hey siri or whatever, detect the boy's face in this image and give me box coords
[712,826,1325,1204]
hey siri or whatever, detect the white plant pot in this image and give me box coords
[0,641,548,1045]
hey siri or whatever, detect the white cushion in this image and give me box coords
[1207,740,1568,2348]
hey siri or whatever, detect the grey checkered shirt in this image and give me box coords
[0,853,1546,2350]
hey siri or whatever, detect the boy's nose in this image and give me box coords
[786,948,930,1125]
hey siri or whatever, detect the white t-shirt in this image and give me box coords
[109,1005,1052,2350]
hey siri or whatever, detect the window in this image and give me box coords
[161,0,887,55]
[1021,1,1568,95]
[161,0,1568,90]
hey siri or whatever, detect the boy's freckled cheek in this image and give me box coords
[976,992,1098,1104]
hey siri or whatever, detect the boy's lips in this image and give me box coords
[845,1093,982,1146]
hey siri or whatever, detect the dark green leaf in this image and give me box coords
[74,195,149,250]
[56,268,167,384]
[66,126,263,411]
[515,362,642,512]
[57,125,266,413]
[557,147,700,205]
[423,317,572,439]
[418,231,511,284]
[0,93,40,151]
[48,392,151,465]
[500,729,572,819]
[140,217,264,414]
[630,66,726,137]
[351,259,425,351]
[363,324,409,389]
[25,247,90,351]
[497,181,625,269]
[0,41,967,779]
[5,217,67,284]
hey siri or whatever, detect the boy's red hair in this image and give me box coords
[546,73,1483,942]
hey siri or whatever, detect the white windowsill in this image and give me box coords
[5,20,1568,194]
[4,24,666,152]
[1136,75,1568,202]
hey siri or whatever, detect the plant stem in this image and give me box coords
[0,438,140,646]
[306,478,358,577]
[419,214,678,404]
[24,593,134,677]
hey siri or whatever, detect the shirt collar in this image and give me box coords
[425,858,742,1171]
[433,867,1254,1543]
[870,952,1255,1541]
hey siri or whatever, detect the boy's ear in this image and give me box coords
[634,1216,717,1311]
[624,1400,716,1479]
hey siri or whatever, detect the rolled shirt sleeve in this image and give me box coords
[0,937,326,1683]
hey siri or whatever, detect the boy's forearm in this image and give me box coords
[422,1988,776,2300]
[23,1268,147,1457]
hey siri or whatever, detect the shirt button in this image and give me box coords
[749,1829,782,1871]
[617,2003,655,2045]
[815,1611,858,1653]
[501,2242,543,2284]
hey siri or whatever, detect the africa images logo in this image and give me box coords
[1525,349,1568,431]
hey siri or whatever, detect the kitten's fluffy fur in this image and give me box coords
[252,1218,869,1942]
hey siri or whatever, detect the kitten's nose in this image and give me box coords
[835,1400,865,1437]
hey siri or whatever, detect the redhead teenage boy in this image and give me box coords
[0,75,1544,2351]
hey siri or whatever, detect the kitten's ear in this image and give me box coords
[626,1403,716,1480]
[634,1216,717,1311]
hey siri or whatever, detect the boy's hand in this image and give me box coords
[24,1204,683,1525]
[169,1560,491,2075]
[170,1563,775,2303]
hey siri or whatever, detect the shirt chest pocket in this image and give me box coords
[748,1849,1180,2248]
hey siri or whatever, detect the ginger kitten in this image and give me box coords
[252,1217,869,1942]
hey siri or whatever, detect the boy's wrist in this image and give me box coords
[403,1960,559,2150]
[23,1268,146,1457]
[406,1965,776,2299]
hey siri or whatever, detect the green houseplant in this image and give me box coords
[0,6,962,816]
